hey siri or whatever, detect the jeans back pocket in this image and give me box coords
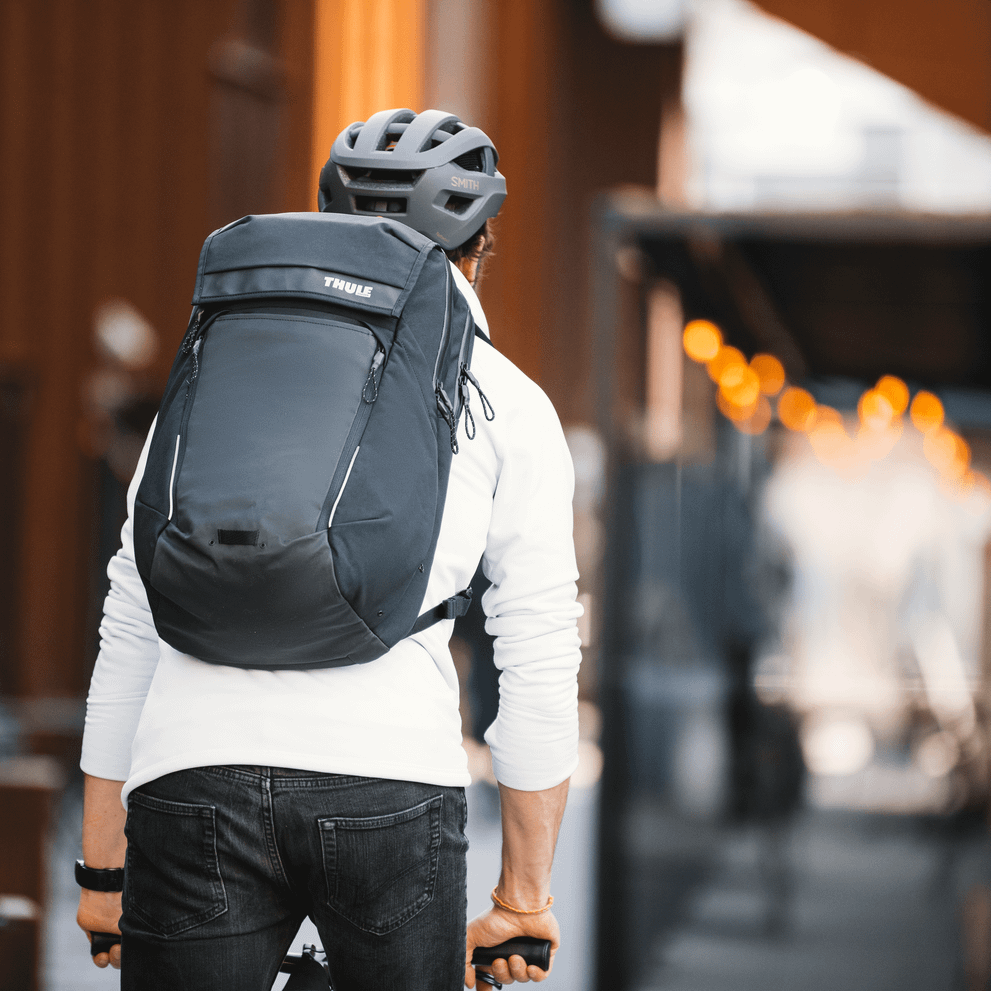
[123,792,228,937]
[318,794,443,935]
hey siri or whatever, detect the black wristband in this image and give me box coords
[75,860,124,892]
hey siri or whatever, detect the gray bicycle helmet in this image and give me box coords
[318,108,507,249]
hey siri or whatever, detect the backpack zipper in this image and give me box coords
[436,385,458,455]
[178,306,204,356]
[319,344,385,529]
[431,264,453,395]
[433,263,466,454]
[167,337,204,521]
[167,308,234,520]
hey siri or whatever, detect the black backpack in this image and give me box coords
[133,212,490,670]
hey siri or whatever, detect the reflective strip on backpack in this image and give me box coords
[167,434,181,520]
[327,446,360,528]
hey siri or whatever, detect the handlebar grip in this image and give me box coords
[90,932,120,957]
[472,938,552,971]
[282,954,330,991]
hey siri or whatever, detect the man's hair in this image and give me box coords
[445,219,496,285]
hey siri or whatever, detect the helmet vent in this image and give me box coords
[378,120,411,151]
[454,150,484,173]
[444,195,474,215]
[355,195,407,214]
[340,166,422,187]
[426,121,462,151]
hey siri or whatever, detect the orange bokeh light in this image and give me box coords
[778,387,816,432]
[720,363,761,408]
[924,427,970,480]
[875,375,909,416]
[683,320,722,363]
[955,471,977,499]
[910,391,944,433]
[809,408,850,463]
[717,388,758,423]
[815,406,843,428]
[707,345,746,384]
[810,425,849,461]
[735,395,773,435]
[751,354,786,396]
[858,389,895,432]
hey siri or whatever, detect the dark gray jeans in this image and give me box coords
[119,765,468,991]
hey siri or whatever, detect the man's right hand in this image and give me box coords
[77,889,122,969]
[465,906,560,987]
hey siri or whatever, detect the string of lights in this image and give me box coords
[681,318,990,501]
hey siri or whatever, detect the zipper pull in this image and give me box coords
[363,347,385,403]
[181,308,205,355]
[459,367,476,441]
[463,367,495,422]
[436,385,454,422]
[436,386,459,454]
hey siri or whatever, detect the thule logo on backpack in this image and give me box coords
[323,275,373,298]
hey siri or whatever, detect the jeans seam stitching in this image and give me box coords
[261,772,292,892]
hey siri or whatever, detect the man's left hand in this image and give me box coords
[77,889,122,970]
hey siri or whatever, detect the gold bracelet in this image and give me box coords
[490,888,554,915]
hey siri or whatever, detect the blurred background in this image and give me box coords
[4,0,991,988]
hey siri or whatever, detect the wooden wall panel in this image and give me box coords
[0,0,317,700]
[546,5,677,425]
[310,0,427,208]
[470,0,676,418]
[0,380,30,693]
[18,0,80,698]
[474,0,561,384]
[0,0,675,701]
[279,1,319,214]
[0,2,32,366]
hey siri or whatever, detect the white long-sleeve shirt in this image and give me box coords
[81,265,582,805]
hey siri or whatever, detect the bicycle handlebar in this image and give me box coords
[471,937,552,988]
[89,932,120,957]
[90,931,553,990]
[278,937,552,991]
[471,937,552,970]
[280,946,329,991]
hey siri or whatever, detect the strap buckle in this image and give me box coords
[443,587,473,620]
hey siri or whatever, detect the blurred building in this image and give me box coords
[586,3,991,990]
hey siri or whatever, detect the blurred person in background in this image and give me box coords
[75,109,582,991]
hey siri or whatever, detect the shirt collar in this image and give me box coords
[448,261,491,342]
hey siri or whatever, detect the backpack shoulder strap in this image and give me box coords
[410,588,474,634]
